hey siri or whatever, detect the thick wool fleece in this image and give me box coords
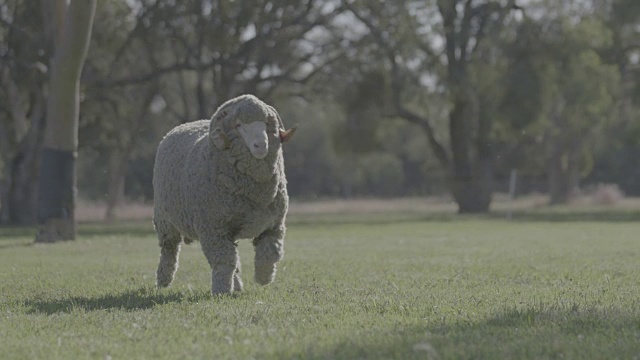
[153,95,288,295]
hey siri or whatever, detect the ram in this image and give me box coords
[153,94,295,295]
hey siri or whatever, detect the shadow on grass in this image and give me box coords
[278,305,639,359]
[24,287,209,314]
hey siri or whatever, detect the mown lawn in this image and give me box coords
[0,214,638,359]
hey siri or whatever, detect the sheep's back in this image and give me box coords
[152,118,288,241]
[153,120,210,228]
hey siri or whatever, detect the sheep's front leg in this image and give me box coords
[201,238,239,295]
[253,227,285,285]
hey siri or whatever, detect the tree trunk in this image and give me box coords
[448,94,493,214]
[450,157,493,213]
[0,98,46,225]
[546,98,580,205]
[548,151,579,205]
[105,149,126,222]
[35,0,96,243]
[0,144,43,225]
[37,148,76,240]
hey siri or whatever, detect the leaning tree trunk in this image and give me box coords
[35,0,96,243]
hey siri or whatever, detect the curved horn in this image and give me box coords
[209,107,234,150]
[267,105,296,143]
[279,127,297,143]
[267,105,285,131]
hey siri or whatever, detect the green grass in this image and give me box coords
[1,215,639,359]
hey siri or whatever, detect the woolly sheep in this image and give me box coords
[153,94,296,295]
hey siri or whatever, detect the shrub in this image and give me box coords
[591,183,624,205]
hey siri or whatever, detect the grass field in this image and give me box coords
[1,209,639,359]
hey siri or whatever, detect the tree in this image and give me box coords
[35,0,97,242]
[76,0,347,218]
[586,0,640,196]
[346,0,520,213]
[501,16,619,204]
[0,0,48,225]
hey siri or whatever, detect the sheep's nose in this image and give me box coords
[251,141,268,159]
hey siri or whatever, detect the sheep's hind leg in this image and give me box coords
[253,228,284,286]
[201,238,239,295]
[155,221,182,288]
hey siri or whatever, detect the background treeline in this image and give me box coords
[1,0,639,224]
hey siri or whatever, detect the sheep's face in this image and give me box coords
[236,120,269,159]
[209,95,296,159]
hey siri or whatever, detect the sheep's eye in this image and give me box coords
[235,123,242,128]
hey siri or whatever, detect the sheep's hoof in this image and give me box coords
[156,277,173,288]
[254,263,276,285]
[211,288,233,296]
[156,272,174,288]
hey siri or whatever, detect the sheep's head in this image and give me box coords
[209,95,296,159]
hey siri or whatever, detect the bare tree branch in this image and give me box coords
[347,1,450,167]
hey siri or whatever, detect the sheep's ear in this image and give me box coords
[210,127,230,150]
[279,126,297,143]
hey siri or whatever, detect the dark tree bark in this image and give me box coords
[35,0,96,243]
[448,94,494,213]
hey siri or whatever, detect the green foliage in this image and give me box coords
[280,99,341,198]
[332,69,388,154]
[359,152,406,197]
[1,217,639,359]
[498,14,621,200]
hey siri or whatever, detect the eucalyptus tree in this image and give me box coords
[35,0,97,242]
[345,0,521,213]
